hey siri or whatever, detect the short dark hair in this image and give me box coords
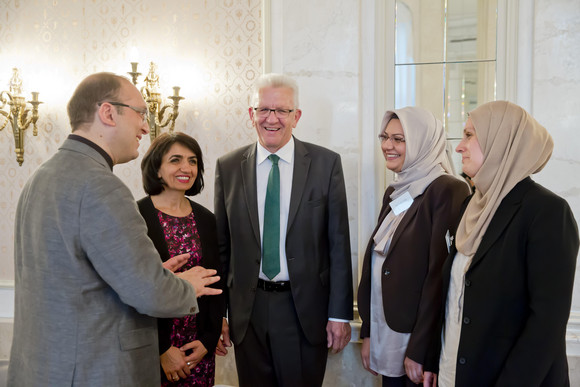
[141,132,205,196]
[67,72,126,131]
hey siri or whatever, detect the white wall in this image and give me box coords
[0,0,579,384]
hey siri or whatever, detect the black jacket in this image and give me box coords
[439,177,579,386]
[137,196,225,355]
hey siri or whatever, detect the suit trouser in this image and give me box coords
[234,287,328,387]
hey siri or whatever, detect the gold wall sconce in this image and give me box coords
[128,62,184,141]
[0,68,42,166]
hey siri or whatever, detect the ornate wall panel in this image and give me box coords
[0,0,262,282]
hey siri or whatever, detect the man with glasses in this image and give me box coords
[8,72,222,386]
[214,73,353,386]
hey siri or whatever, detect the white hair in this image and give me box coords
[251,73,299,107]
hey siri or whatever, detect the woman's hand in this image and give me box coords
[216,318,231,356]
[404,356,424,384]
[360,338,378,376]
[423,371,437,387]
[180,340,208,369]
[160,345,191,382]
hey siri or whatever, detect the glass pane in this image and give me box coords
[395,0,445,64]
[446,0,497,61]
[445,61,496,138]
[447,139,465,177]
[395,63,444,122]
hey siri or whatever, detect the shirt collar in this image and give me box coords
[256,136,295,165]
[68,134,114,170]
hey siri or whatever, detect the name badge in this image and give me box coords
[445,230,454,253]
[390,191,413,215]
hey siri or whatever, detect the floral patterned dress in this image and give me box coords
[158,210,215,387]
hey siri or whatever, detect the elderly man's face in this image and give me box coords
[249,86,302,153]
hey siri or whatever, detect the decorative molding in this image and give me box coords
[567,311,580,356]
[358,0,380,280]
[516,0,534,112]
[496,0,534,112]
[262,0,272,73]
[262,0,283,73]
[496,0,518,102]
[0,287,13,319]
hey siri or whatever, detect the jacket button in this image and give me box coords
[463,317,470,325]
[384,270,391,276]
[459,357,466,365]
[465,279,471,287]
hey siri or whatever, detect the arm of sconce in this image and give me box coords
[158,96,183,132]
[0,110,9,132]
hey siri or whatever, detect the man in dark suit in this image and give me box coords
[214,73,353,386]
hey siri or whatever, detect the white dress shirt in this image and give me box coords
[255,138,347,323]
[256,138,294,282]
[438,251,473,387]
[370,210,411,377]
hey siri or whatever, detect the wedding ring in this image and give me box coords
[187,361,192,366]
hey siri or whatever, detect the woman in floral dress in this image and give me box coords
[138,132,224,386]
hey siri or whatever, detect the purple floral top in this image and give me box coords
[158,210,215,387]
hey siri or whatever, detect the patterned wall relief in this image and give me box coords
[0,0,263,281]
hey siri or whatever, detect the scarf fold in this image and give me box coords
[381,106,455,201]
[455,101,553,256]
[374,106,460,252]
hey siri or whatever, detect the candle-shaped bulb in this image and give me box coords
[31,92,39,102]
[129,46,140,63]
[9,68,23,96]
[131,62,138,73]
[173,86,181,97]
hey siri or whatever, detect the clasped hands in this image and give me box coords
[160,341,208,382]
[361,338,437,386]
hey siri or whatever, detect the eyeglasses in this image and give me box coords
[378,133,405,145]
[253,107,295,119]
[99,101,148,122]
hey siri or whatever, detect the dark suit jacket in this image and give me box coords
[358,175,469,372]
[440,177,579,386]
[137,196,225,355]
[214,137,353,345]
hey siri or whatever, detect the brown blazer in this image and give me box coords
[358,174,469,372]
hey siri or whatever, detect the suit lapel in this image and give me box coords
[468,177,532,269]
[288,138,311,231]
[374,187,395,235]
[241,144,261,244]
[387,195,422,258]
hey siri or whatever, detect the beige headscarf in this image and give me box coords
[455,101,554,256]
[373,106,457,254]
[382,106,455,200]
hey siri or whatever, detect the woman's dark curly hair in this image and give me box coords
[141,132,204,196]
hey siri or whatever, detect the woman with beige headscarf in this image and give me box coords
[358,106,470,386]
[438,101,579,386]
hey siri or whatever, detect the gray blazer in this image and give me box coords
[214,137,353,346]
[8,138,198,386]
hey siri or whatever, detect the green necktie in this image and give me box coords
[262,154,280,279]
